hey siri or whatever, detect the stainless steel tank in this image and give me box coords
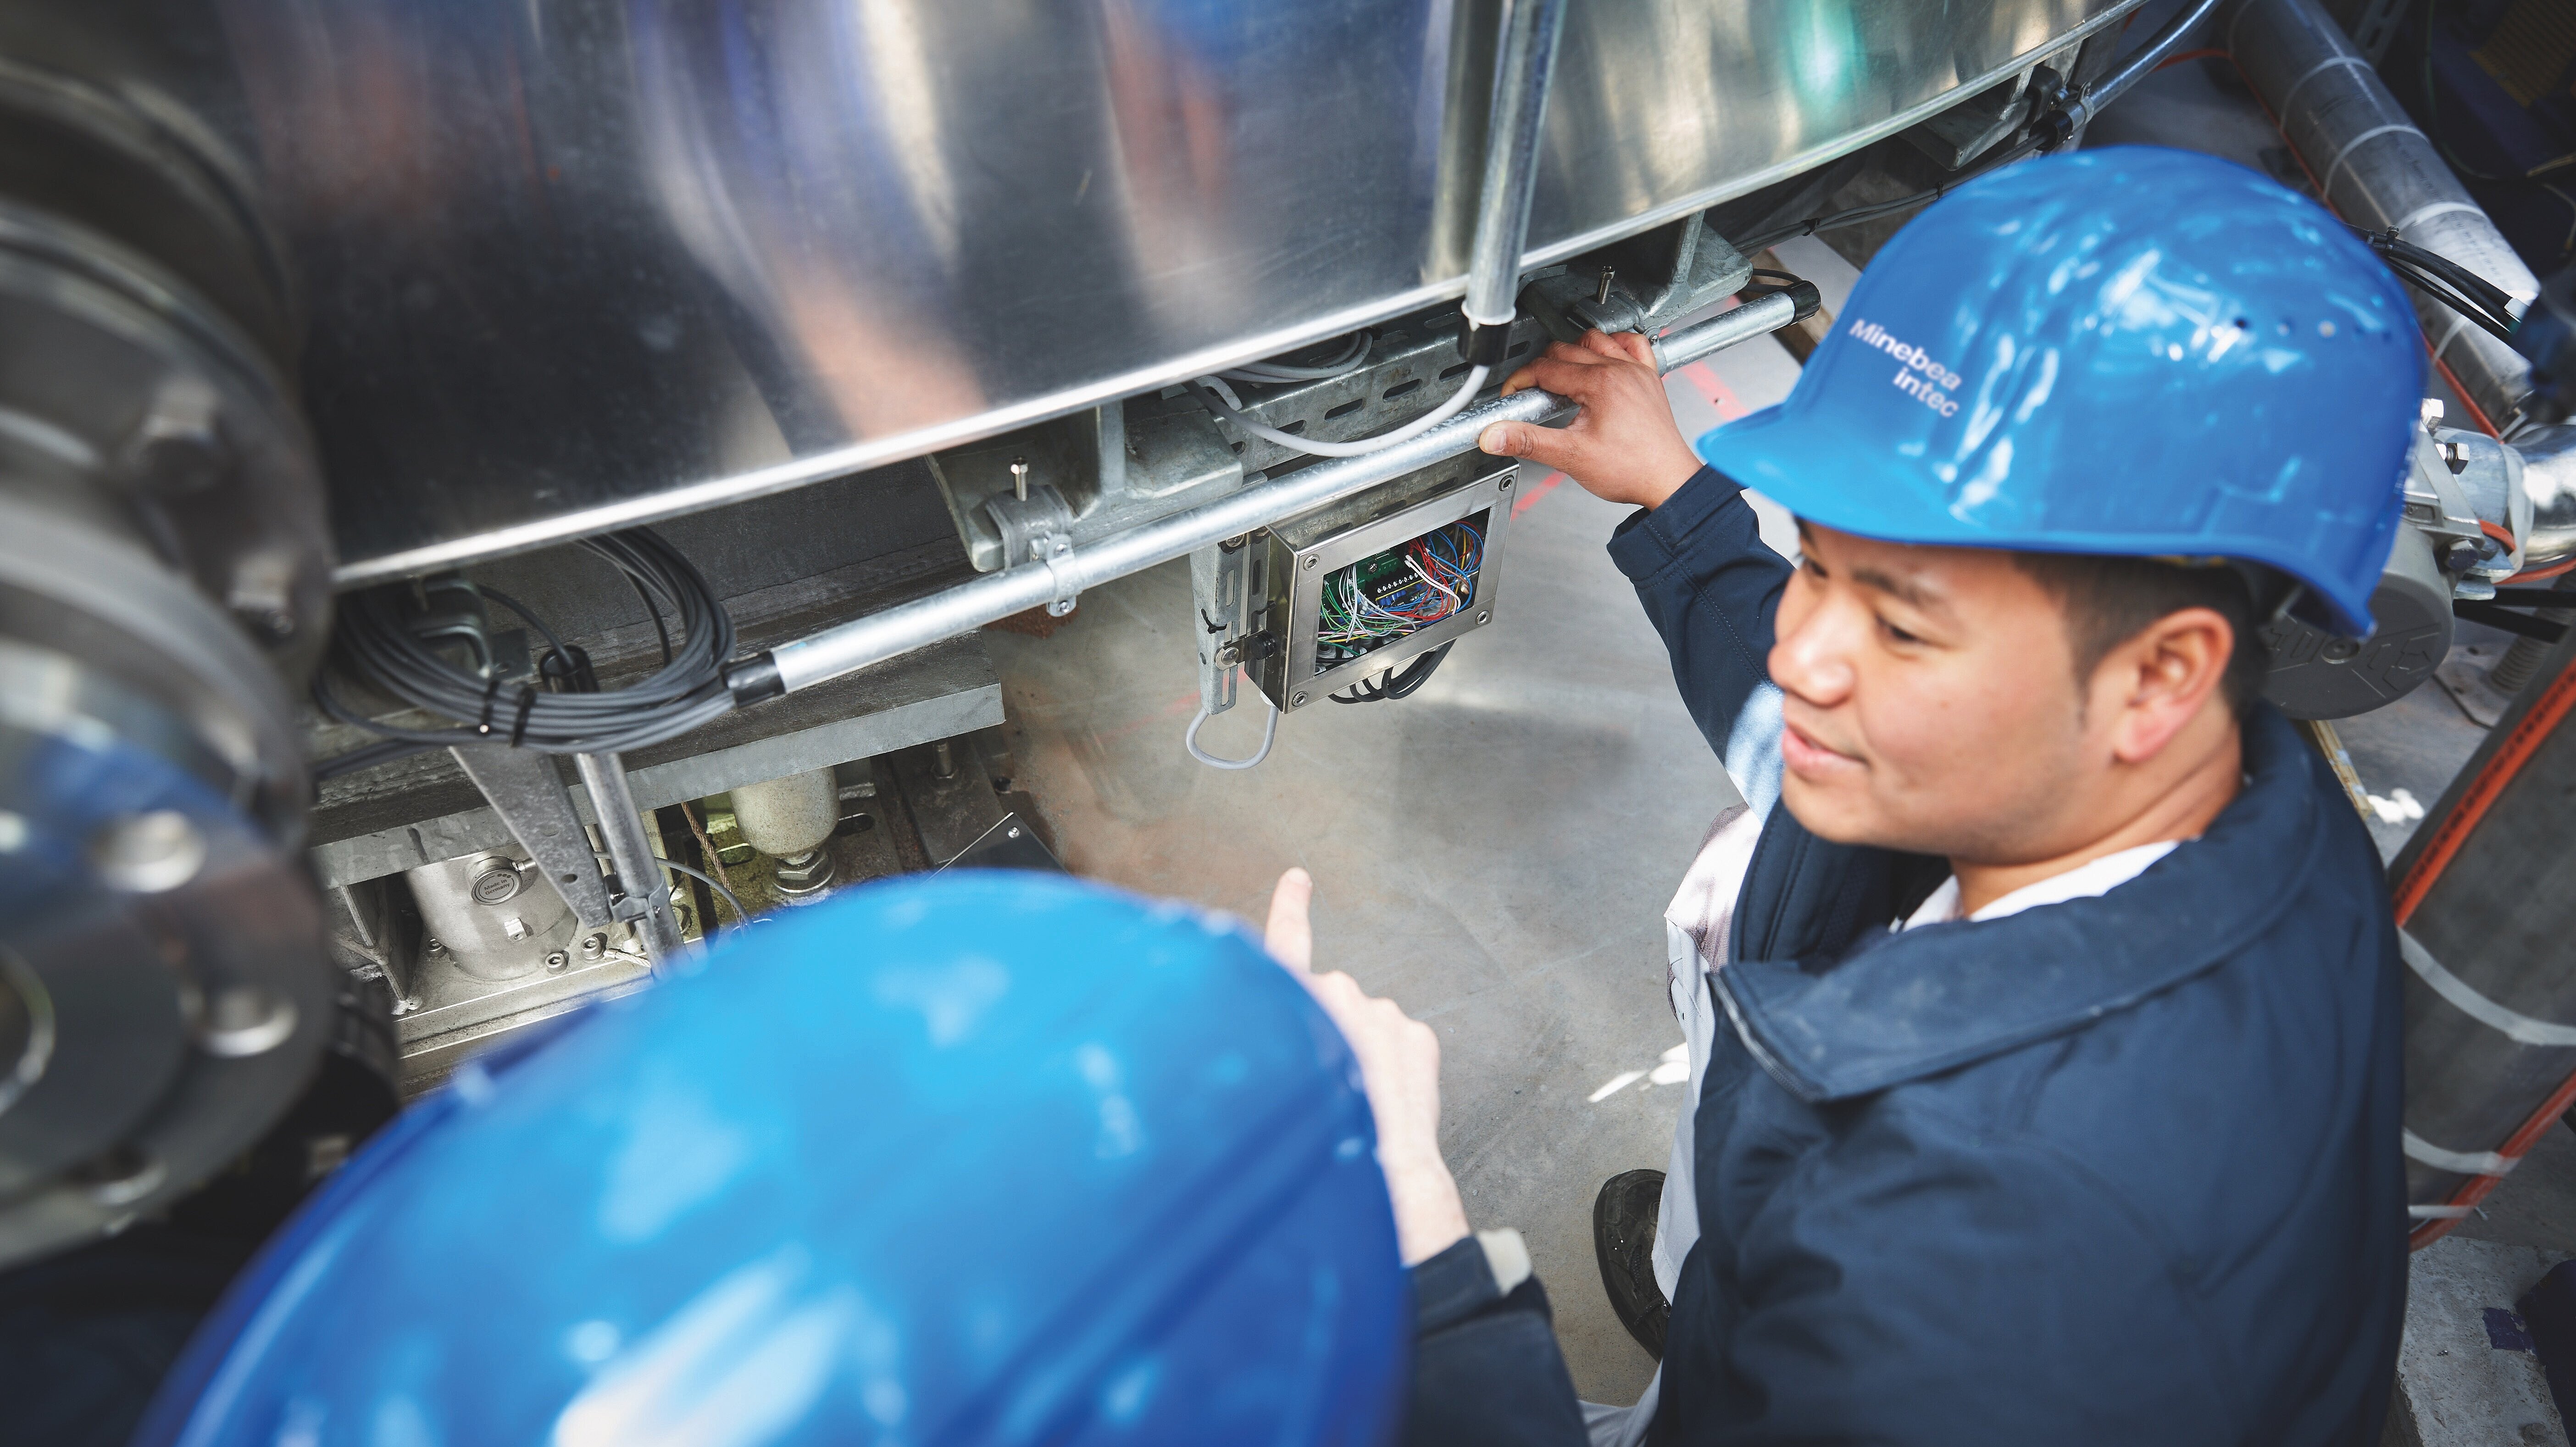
[21,0,2143,583]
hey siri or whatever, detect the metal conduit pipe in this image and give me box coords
[1460,0,1572,367]
[744,290,1806,699]
[2225,0,2541,435]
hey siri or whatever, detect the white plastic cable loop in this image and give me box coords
[1184,693,1278,770]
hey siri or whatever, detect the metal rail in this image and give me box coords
[755,289,1807,697]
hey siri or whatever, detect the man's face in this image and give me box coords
[1769,523,2100,863]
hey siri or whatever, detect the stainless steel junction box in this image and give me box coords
[1256,459,1518,712]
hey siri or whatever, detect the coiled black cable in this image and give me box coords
[316,527,737,756]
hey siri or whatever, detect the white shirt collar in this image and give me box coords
[1898,839,2186,932]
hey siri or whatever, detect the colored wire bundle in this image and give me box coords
[315,527,738,757]
[1317,521,1484,660]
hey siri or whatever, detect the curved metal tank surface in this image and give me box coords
[188,0,2138,580]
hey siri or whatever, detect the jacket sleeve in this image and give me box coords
[1666,1097,2234,1445]
[1403,1236,1589,1447]
[1605,467,1793,815]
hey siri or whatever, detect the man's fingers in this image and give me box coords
[1577,329,1638,361]
[1478,420,1584,474]
[1265,868,1314,973]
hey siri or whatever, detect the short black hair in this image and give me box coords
[2011,552,2270,716]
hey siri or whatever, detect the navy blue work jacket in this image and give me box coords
[1404,467,2405,1445]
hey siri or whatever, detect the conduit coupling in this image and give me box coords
[744,291,1808,700]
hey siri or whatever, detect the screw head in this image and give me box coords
[1302,555,1319,571]
[544,951,571,973]
[1292,691,1309,706]
[425,936,448,956]
[1476,609,1492,624]
[90,811,205,894]
[580,932,608,960]
[1498,473,1513,488]
[2321,637,2362,663]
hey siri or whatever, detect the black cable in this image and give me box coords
[317,525,737,755]
[2378,232,2518,314]
[2387,260,2520,342]
[474,585,571,666]
[2355,226,2523,341]
[1327,642,1454,704]
[622,570,673,665]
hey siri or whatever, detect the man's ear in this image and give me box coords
[2099,607,2235,764]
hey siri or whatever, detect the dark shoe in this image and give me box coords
[1593,1169,1670,1359]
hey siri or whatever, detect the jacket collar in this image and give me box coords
[1713,706,2325,1103]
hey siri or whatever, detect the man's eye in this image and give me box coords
[1879,617,1922,645]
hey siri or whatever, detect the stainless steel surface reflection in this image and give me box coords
[193,0,2137,581]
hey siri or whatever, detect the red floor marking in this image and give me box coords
[1680,362,1747,421]
[1511,471,1564,517]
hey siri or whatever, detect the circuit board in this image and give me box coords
[1313,509,1489,674]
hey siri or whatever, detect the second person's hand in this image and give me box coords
[1476,329,1705,511]
[1263,868,1471,1267]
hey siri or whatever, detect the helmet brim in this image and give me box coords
[1694,406,2385,638]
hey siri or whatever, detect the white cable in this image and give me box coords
[1192,365,1490,458]
[1217,332,1373,384]
[1184,691,1278,770]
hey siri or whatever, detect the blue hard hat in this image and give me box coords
[1698,146,2422,637]
[135,874,1408,1447]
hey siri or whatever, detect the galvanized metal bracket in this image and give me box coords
[1191,534,1256,716]
[987,484,1081,616]
[447,743,614,929]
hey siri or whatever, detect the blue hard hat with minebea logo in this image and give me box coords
[1697,146,2423,637]
[134,874,1409,1447]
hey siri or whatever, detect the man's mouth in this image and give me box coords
[1780,719,1863,777]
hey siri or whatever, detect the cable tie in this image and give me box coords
[477,674,500,735]
[509,686,539,748]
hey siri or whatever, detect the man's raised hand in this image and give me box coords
[1476,329,1704,511]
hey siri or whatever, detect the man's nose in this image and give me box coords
[1769,594,1860,707]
